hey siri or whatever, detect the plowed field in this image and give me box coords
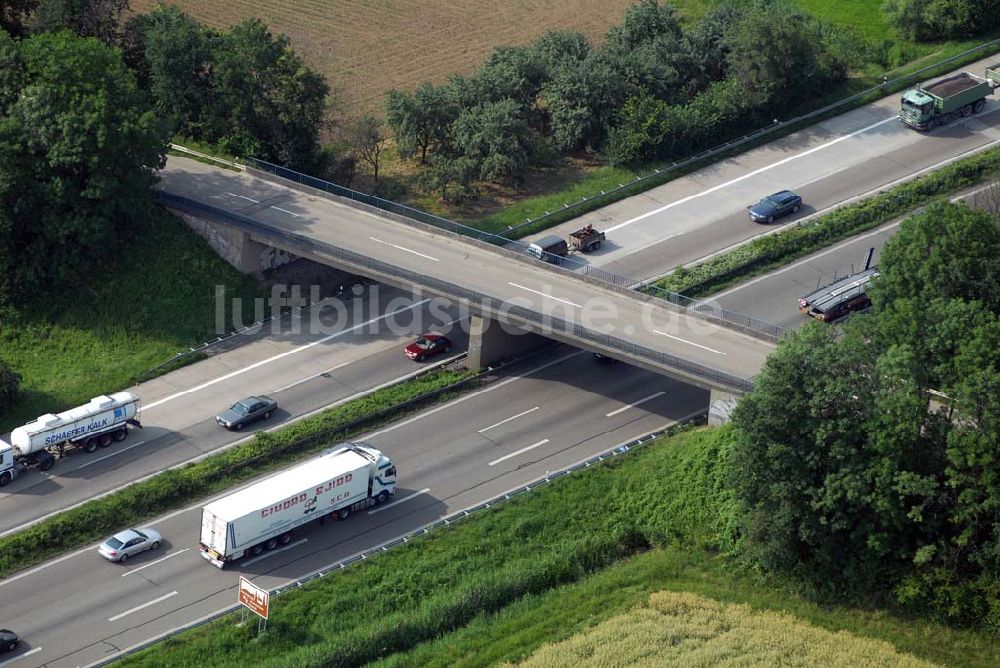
[131,0,662,116]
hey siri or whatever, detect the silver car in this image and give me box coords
[98,528,162,563]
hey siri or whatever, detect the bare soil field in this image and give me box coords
[131,0,666,117]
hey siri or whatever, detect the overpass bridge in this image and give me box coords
[157,157,783,395]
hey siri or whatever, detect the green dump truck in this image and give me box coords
[899,64,1000,130]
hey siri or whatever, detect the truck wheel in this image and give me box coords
[376,491,390,505]
[0,471,10,487]
[250,544,264,556]
[98,433,112,448]
[265,538,278,550]
[84,437,98,453]
[963,104,973,117]
[974,99,986,113]
[338,507,351,521]
[38,453,55,471]
[592,240,601,251]
[279,532,292,545]
[113,428,127,442]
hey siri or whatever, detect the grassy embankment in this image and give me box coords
[0,208,263,433]
[118,427,1000,668]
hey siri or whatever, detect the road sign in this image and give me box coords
[238,576,269,619]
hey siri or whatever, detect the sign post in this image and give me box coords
[238,576,270,633]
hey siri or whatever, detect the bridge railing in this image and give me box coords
[157,191,755,393]
[246,159,784,342]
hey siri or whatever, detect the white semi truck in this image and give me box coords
[0,391,142,486]
[199,443,396,567]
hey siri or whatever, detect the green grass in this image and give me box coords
[372,548,997,668]
[117,426,1000,668]
[0,207,262,433]
[0,367,476,579]
[792,0,892,41]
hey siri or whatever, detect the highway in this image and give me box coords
[0,287,469,534]
[3,55,1000,667]
[0,348,706,668]
[533,53,1000,282]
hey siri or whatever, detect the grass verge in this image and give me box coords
[650,143,1000,298]
[0,367,476,579]
[117,427,1000,668]
[0,207,262,433]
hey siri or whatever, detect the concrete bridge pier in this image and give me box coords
[467,314,548,370]
[708,388,740,426]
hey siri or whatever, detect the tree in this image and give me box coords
[532,30,590,72]
[31,0,128,45]
[208,18,328,169]
[135,5,213,137]
[543,53,625,151]
[385,82,456,164]
[348,114,387,183]
[0,0,39,36]
[0,357,19,412]
[724,2,837,107]
[603,0,682,55]
[729,320,947,590]
[883,0,998,41]
[684,4,746,85]
[870,201,1000,313]
[418,154,477,203]
[452,98,532,185]
[0,30,168,304]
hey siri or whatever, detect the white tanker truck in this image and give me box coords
[0,391,142,486]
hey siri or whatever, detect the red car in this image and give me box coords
[404,333,452,361]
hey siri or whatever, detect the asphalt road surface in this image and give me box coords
[0,286,468,534]
[533,53,1000,282]
[0,349,706,668]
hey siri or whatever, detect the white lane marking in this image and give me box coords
[274,360,352,393]
[367,350,584,438]
[710,220,901,300]
[478,407,540,433]
[508,282,582,308]
[73,439,148,470]
[368,488,431,514]
[270,205,300,217]
[143,299,431,410]
[605,392,666,417]
[108,591,178,622]
[606,116,899,233]
[227,192,259,203]
[654,330,726,355]
[240,539,308,567]
[489,439,550,466]
[370,237,439,262]
[0,647,42,666]
[122,549,190,577]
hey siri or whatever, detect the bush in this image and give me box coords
[0,358,20,411]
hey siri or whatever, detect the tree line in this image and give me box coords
[728,198,1000,629]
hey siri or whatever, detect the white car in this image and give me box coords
[98,528,162,563]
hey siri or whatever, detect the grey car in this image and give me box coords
[748,190,802,223]
[216,395,277,430]
[98,527,162,563]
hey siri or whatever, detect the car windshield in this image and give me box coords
[232,402,251,415]
[105,537,123,549]
[761,196,778,207]
[415,338,431,349]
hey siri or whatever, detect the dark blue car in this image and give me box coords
[748,190,802,223]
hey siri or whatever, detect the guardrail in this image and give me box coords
[95,414,705,667]
[169,143,245,171]
[157,191,756,393]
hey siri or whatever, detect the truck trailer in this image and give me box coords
[0,391,142,486]
[199,443,396,567]
[899,64,1000,130]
